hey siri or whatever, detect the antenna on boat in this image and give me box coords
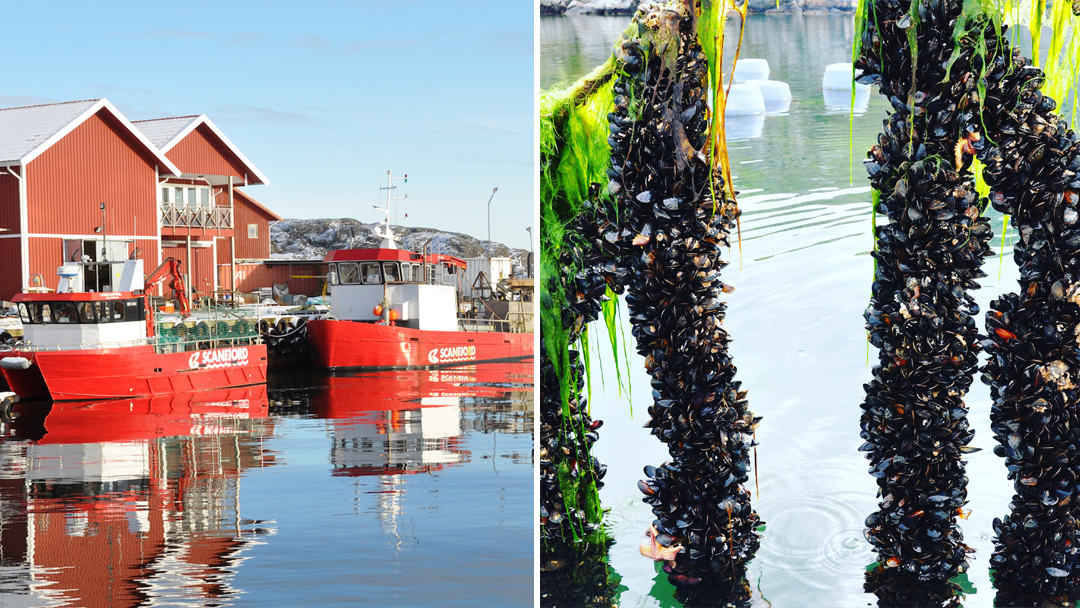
[376,170,408,249]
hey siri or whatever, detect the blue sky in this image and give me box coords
[2,0,533,249]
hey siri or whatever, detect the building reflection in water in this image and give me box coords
[0,364,533,606]
[289,363,534,548]
[0,386,275,608]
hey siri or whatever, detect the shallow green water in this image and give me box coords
[543,13,1021,607]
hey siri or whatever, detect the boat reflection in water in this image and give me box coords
[305,362,533,474]
[0,386,275,608]
[283,363,533,542]
[0,364,533,606]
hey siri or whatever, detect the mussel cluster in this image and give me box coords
[540,331,616,608]
[606,3,760,603]
[540,335,607,543]
[961,25,1080,601]
[863,566,964,607]
[539,141,628,607]
[854,0,995,584]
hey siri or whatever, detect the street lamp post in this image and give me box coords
[486,187,498,245]
[525,226,533,278]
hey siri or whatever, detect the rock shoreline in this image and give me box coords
[541,0,856,14]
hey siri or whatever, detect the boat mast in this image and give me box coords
[375,170,408,250]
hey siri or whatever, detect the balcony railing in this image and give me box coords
[160,204,233,230]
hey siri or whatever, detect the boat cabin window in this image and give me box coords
[361,262,381,285]
[77,302,97,323]
[405,263,423,282]
[326,263,339,286]
[18,299,144,324]
[383,262,400,282]
[338,262,360,285]
[53,302,77,323]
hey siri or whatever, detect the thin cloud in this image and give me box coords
[479,27,532,54]
[226,31,271,46]
[135,29,214,40]
[208,104,319,128]
[342,37,425,54]
[291,34,335,52]
[463,117,531,136]
[130,26,426,55]
[0,95,64,110]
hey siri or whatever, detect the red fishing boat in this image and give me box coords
[0,257,267,401]
[305,171,533,371]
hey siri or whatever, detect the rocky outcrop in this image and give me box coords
[270,218,532,278]
[541,0,638,14]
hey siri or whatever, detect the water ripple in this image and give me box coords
[755,490,877,602]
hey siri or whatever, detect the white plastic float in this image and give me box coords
[822,63,871,91]
[733,58,770,83]
[725,83,766,116]
[823,88,871,115]
[744,79,792,114]
[725,114,765,140]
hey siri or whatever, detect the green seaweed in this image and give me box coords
[541,0,745,552]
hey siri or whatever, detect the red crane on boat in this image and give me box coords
[142,257,190,337]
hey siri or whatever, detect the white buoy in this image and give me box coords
[733,58,770,83]
[823,63,870,91]
[823,87,871,115]
[726,114,765,140]
[744,79,791,114]
[725,83,766,116]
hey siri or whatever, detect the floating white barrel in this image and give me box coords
[733,58,770,83]
[725,114,765,140]
[744,79,791,114]
[725,83,766,116]
[823,63,871,91]
[823,87,871,115]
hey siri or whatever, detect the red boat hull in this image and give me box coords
[40,385,270,444]
[0,344,268,401]
[305,319,533,370]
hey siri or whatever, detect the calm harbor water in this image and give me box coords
[0,363,533,607]
[544,13,1021,607]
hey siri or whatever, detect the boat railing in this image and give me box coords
[506,310,534,333]
[457,317,511,333]
[0,332,263,354]
[152,334,263,354]
[1,339,152,352]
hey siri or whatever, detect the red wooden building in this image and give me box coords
[0,98,286,303]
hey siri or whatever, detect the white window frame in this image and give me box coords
[160,184,214,209]
[248,223,258,239]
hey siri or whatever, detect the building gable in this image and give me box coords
[26,109,162,236]
[135,115,267,186]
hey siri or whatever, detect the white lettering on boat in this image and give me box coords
[428,370,476,383]
[426,345,477,364]
[188,347,250,370]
